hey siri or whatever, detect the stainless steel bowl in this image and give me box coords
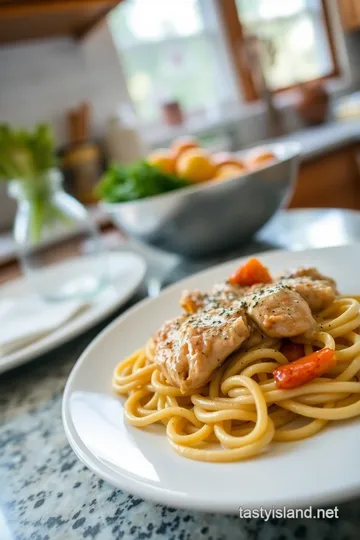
[102,141,300,256]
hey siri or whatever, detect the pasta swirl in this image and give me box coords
[112,297,360,462]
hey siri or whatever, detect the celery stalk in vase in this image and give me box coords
[0,123,57,242]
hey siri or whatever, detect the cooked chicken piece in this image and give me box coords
[242,320,277,350]
[180,289,208,314]
[246,284,316,338]
[180,282,245,314]
[173,266,335,386]
[182,268,338,316]
[280,278,336,313]
[278,267,338,293]
[153,303,250,391]
[211,281,247,298]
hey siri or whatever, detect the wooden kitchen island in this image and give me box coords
[289,141,360,209]
[280,121,360,210]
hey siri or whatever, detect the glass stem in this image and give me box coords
[29,197,46,244]
[51,206,73,227]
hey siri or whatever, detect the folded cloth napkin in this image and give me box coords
[0,296,89,356]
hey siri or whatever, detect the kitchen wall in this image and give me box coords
[0,23,131,145]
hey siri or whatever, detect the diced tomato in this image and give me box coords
[183,298,198,314]
[228,258,272,287]
[273,348,336,390]
[280,341,305,362]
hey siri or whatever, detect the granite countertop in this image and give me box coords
[2,212,360,540]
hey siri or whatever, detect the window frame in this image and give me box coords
[109,0,240,125]
[216,0,340,102]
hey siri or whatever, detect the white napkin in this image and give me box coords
[0,296,89,356]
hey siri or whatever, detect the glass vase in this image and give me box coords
[9,168,107,302]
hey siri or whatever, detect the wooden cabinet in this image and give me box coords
[288,144,360,209]
[0,0,122,44]
[338,0,360,31]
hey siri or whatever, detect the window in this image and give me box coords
[219,0,339,99]
[109,0,237,123]
[109,0,340,123]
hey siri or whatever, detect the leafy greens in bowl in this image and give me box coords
[96,161,190,203]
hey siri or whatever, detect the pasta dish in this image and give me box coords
[113,258,360,462]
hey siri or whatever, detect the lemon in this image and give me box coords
[176,148,216,183]
[147,149,176,174]
[214,163,247,180]
[213,152,247,171]
[246,149,276,170]
[171,136,199,161]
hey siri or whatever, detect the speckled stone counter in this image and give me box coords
[3,218,360,539]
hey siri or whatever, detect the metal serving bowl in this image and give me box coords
[102,141,300,257]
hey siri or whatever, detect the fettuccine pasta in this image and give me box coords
[113,296,360,462]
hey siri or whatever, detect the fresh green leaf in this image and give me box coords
[96,161,189,203]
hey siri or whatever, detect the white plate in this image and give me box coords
[0,252,146,374]
[62,245,360,514]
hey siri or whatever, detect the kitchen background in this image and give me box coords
[1,0,360,233]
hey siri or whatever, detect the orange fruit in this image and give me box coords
[246,148,276,170]
[171,136,199,161]
[214,163,247,181]
[176,148,216,183]
[147,149,176,174]
[213,152,247,171]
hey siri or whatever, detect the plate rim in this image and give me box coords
[62,244,360,513]
[0,251,146,374]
